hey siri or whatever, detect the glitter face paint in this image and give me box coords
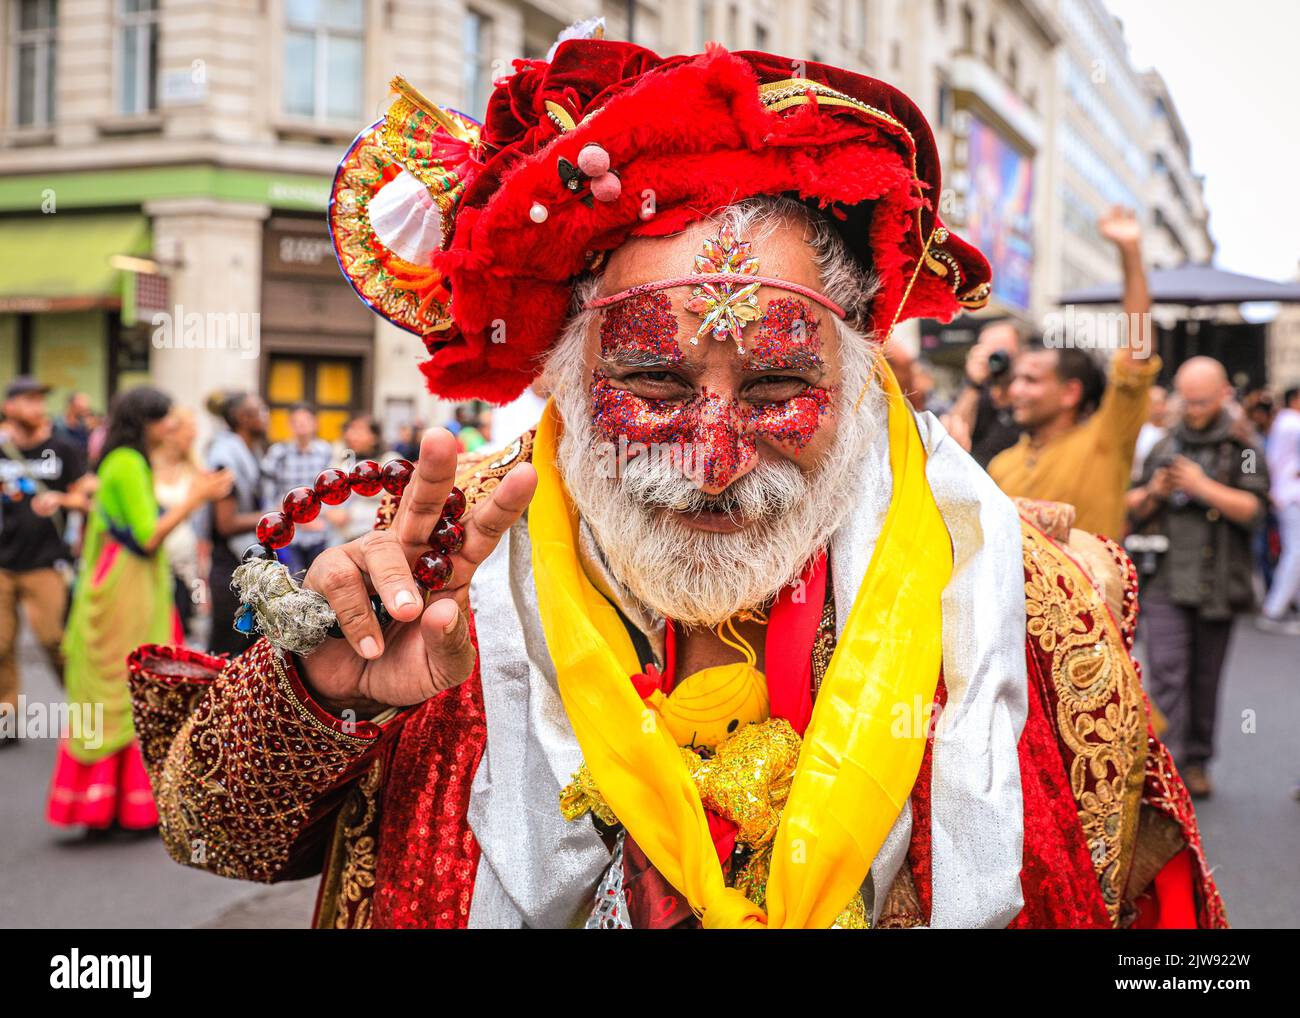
[744,297,822,371]
[590,294,835,490]
[742,297,833,453]
[598,291,682,366]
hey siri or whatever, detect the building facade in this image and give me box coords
[0,0,1218,433]
[1141,69,1212,271]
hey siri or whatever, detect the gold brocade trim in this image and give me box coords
[273,650,373,748]
[1022,522,1149,924]
[810,588,837,699]
[758,78,904,128]
[757,78,927,259]
[544,100,577,132]
[924,247,963,293]
[958,281,991,308]
[316,757,384,929]
[458,432,534,510]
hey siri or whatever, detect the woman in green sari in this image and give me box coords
[47,387,232,831]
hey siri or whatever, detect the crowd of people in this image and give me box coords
[0,375,494,832]
[916,208,1300,801]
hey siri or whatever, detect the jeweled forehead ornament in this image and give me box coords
[583,223,847,355]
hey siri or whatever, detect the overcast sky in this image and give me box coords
[1102,0,1299,282]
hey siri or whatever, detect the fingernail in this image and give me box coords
[442,606,459,635]
[395,589,417,610]
[359,636,380,659]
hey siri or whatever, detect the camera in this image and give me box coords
[986,349,1011,379]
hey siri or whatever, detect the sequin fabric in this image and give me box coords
[372,665,487,928]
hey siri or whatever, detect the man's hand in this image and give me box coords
[30,491,62,517]
[1168,456,1208,500]
[964,343,994,387]
[297,428,537,713]
[1148,466,1176,500]
[1099,205,1142,251]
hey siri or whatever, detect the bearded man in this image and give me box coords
[127,40,1223,930]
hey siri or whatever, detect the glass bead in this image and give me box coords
[315,468,352,505]
[256,511,295,550]
[350,459,383,497]
[242,543,273,563]
[442,485,466,520]
[432,517,465,554]
[381,458,414,496]
[283,485,321,523]
[233,604,257,635]
[413,550,453,591]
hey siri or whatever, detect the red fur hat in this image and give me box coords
[329,40,991,405]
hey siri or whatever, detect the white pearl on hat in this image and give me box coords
[529,202,549,224]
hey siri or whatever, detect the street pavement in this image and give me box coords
[2,616,1297,929]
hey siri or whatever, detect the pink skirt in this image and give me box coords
[46,740,159,830]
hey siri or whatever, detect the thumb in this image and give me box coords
[421,596,476,693]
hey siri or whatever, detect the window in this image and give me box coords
[461,9,492,119]
[985,25,997,66]
[697,0,712,50]
[10,0,57,128]
[755,21,768,50]
[283,0,364,123]
[1007,49,1018,90]
[960,5,973,52]
[856,0,868,51]
[118,0,159,115]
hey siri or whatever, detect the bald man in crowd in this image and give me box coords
[1126,357,1269,798]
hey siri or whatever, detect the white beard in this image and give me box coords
[551,325,889,627]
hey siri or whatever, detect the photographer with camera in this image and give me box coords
[943,319,1023,468]
[1126,357,1269,799]
[987,207,1159,539]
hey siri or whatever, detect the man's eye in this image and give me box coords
[745,376,811,400]
[629,371,680,384]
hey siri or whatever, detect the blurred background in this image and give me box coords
[1,0,1297,928]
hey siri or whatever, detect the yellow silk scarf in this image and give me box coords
[528,357,952,927]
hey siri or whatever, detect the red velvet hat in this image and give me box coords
[329,40,991,404]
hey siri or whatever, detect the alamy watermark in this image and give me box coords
[593,436,709,484]
[0,695,103,748]
[1041,306,1153,359]
[151,304,260,360]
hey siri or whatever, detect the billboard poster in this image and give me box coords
[965,115,1035,311]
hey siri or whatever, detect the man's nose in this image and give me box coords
[690,391,757,494]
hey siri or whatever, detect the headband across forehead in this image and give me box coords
[581,223,846,353]
[584,276,847,319]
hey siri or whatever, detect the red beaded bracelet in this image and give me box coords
[249,458,466,593]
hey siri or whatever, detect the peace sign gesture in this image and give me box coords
[298,428,537,714]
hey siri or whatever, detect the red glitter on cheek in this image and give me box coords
[747,387,834,452]
[590,375,699,447]
[598,291,683,364]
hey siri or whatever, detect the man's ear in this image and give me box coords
[1060,377,1084,413]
